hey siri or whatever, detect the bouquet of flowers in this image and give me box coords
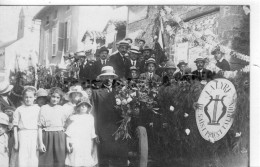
[113,79,161,140]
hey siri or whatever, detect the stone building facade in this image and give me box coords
[126,6,249,71]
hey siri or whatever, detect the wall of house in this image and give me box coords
[127,6,158,48]
[38,6,79,65]
[127,6,249,71]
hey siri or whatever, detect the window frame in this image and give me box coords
[52,23,58,56]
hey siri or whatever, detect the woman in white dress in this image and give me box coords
[65,97,98,167]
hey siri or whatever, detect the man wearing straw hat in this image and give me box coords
[127,46,142,78]
[109,40,131,79]
[0,81,14,112]
[139,58,161,82]
[192,56,214,81]
[92,66,128,167]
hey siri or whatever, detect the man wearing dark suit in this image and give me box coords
[78,52,89,81]
[93,46,110,79]
[155,57,168,77]
[192,57,214,81]
[174,60,191,81]
[126,46,142,79]
[92,66,128,167]
[138,45,153,74]
[139,58,161,82]
[108,40,131,79]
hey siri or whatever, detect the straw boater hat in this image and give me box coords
[130,66,138,71]
[97,66,118,80]
[37,88,48,97]
[75,98,92,111]
[124,38,133,44]
[129,46,141,54]
[116,40,130,47]
[165,61,177,69]
[145,58,157,66]
[0,112,9,126]
[75,51,86,58]
[67,85,87,97]
[177,60,188,68]
[0,81,13,95]
[99,46,109,54]
[23,86,37,93]
[142,45,153,52]
[194,56,206,63]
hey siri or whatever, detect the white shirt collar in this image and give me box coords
[219,57,224,62]
[119,52,124,58]
[198,69,203,72]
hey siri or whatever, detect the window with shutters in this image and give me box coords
[66,6,71,12]
[52,25,57,56]
[64,19,71,52]
[54,10,58,20]
[58,22,65,52]
[44,30,49,64]
[46,16,49,26]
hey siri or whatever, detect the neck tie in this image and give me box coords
[133,61,136,66]
[150,73,152,79]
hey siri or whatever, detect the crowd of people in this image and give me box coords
[0,38,231,167]
[75,39,230,86]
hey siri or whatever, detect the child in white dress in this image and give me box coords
[0,112,9,167]
[63,85,87,117]
[65,98,98,167]
[13,86,40,167]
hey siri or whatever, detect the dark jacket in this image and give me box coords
[139,72,161,82]
[108,52,131,79]
[93,59,109,79]
[0,95,15,111]
[192,68,214,81]
[91,87,128,158]
[216,59,230,71]
[126,59,143,79]
[155,66,167,77]
[79,60,96,81]
[174,71,192,81]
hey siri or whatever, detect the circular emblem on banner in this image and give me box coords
[196,78,237,142]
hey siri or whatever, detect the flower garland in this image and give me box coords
[159,6,250,63]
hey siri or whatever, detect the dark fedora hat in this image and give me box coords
[142,45,153,52]
[177,60,188,68]
[211,45,225,55]
[99,46,109,54]
[124,37,133,44]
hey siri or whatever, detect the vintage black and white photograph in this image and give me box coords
[0,3,254,167]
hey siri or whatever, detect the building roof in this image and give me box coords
[103,20,126,33]
[0,39,18,50]
[33,6,54,20]
[81,31,105,42]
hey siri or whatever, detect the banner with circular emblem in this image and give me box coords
[196,78,237,143]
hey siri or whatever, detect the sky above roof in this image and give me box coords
[0,6,43,43]
[0,6,127,43]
